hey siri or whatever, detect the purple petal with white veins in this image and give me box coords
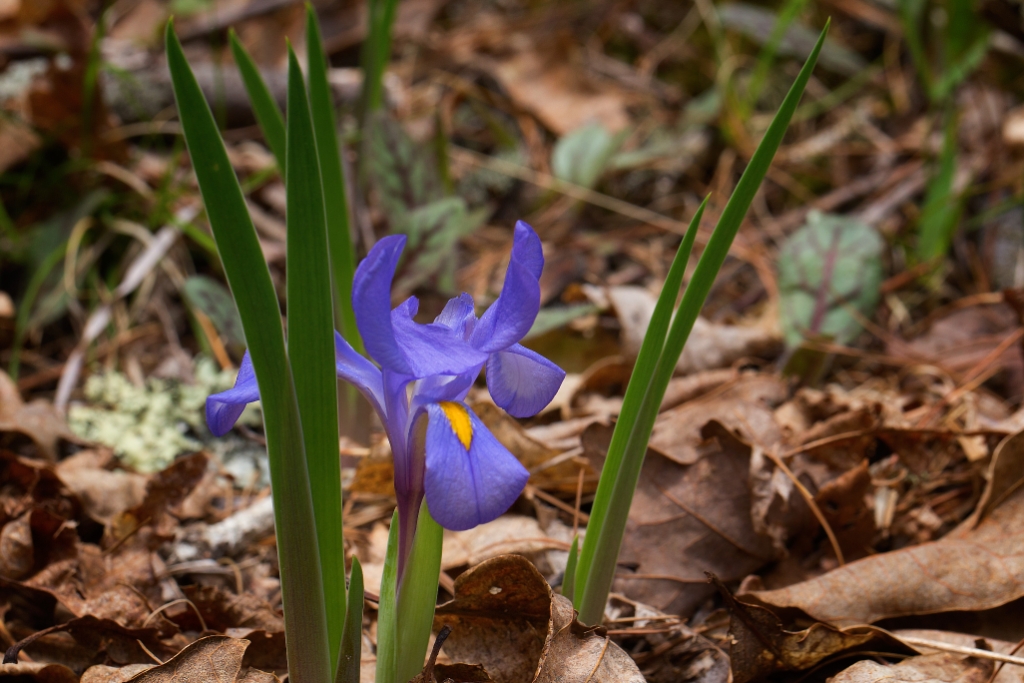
[334,331,386,419]
[206,351,261,436]
[470,223,543,353]
[486,343,565,418]
[422,402,529,530]
[352,234,411,374]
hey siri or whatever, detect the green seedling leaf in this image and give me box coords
[182,275,246,349]
[359,0,398,120]
[551,123,627,190]
[375,511,401,683]
[392,197,489,294]
[395,504,444,683]
[575,22,829,626]
[166,22,331,683]
[230,30,286,171]
[526,304,599,341]
[285,45,346,672]
[306,6,361,354]
[916,117,961,265]
[778,210,884,348]
[337,556,364,683]
[364,110,444,218]
[719,3,862,76]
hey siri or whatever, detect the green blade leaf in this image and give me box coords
[359,0,398,120]
[306,5,362,354]
[574,196,707,622]
[575,21,829,626]
[375,511,400,683]
[230,30,286,171]
[395,503,443,683]
[286,45,346,671]
[337,556,365,683]
[166,21,331,683]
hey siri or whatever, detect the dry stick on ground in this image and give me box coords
[896,635,1024,668]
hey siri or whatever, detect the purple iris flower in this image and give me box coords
[206,221,565,577]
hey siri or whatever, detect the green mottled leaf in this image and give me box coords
[182,275,246,349]
[393,197,488,294]
[551,123,627,190]
[365,111,443,218]
[778,210,884,347]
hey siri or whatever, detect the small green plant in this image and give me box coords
[171,10,828,683]
[569,23,829,625]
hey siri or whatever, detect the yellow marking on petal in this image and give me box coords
[439,401,473,450]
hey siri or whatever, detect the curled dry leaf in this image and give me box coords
[0,370,82,461]
[124,635,277,683]
[743,429,1024,626]
[434,555,645,683]
[712,572,915,683]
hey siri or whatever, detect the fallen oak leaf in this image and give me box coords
[434,555,645,683]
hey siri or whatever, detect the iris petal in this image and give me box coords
[206,352,261,436]
[422,402,529,530]
[486,343,565,418]
[391,297,489,377]
[434,293,476,338]
[470,223,543,353]
[334,331,386,419]
[352,234,411,374]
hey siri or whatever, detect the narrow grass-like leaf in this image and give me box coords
[916,115,960,265]
[285,45,346,671]
[375,512,401,683]
[9,242,66,379]
[230,30,286,170]
[574,196,706,623]
[166,22,331,683]
[575,22,828,625]
[306,6,362,353]
[562,535,579,603]
[359,0,398,120]
[337,557,364,683]
[395,504,443,683]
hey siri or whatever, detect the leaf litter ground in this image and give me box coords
[3,0,1024,681]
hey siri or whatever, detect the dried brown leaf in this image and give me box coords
[0,371,81,461]
[648,373,787,466]
[0,661,78,682]
[126,636,247,683]
[745,429,1024,625]
[711,575,915,683]
[829,653,993,683]
[434,555,644,683]
[585,421,784,617]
